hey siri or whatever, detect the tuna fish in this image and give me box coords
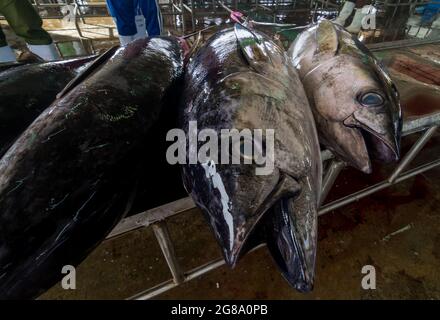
[0,37,183,299]
[288,19,402,173]
[0,62,27,73]
[0,55,97,156]
[181,24,322,291]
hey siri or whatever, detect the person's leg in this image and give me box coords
[334,1,356,26]
[133,0,147,40]
[0,25,7,47]
[106,0,137,45]
[139,0,163,36]
[428,14,440,39]
[0,0,59,60]
[0,25,16,62]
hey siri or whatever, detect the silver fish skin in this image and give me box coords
[288,19,402,173]
[181,24,322,291]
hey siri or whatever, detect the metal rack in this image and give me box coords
[101,38,440,300]
[105,111,440,300]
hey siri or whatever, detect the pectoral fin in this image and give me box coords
[265,185,318,292]
[234,23,285,73]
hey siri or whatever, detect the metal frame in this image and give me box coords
[104,110,439,300]
[104,37,440,302]
[1,0,437,46]
[106,112,440,300]
[104,37,440,300]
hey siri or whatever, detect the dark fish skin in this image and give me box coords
[0,56,96,157]
[0,62,26,73]
[128,104,188,214]
[0,51,44,72]
[0,37,183,299]
[181,25,321,291]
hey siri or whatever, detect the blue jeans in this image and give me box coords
[106,0,162,36]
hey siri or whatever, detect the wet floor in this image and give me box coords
[40,130,440,300]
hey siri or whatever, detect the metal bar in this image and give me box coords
[180,0,186,34]
[106,197,195,239]
[319,159,345,206]
[74,0,87,24]
[129,243,265,300]
[190,0,196,31]
[388,125,438,182]
[382,0,399,42]
[152,221,185,284]
[128,157,440,300]
[252,21,297,27]
[73,2,86,46]
[367,38,440,52]
[319,158,440,215]
[402,113,440,136]
[182,3,193,12]
[172,3,182,13]
[107,113,440,241]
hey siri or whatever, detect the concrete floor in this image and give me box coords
[40,131,440,300]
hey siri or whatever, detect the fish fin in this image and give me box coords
[315,20,339,55]
[265,188,318,293]
[56,46,119,99]
[234,23,277,72]
[181,166,193,194]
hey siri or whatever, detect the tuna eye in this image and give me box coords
[359,92,384,107]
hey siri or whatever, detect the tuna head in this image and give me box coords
[288,19,402,173]
[181,24,321,281]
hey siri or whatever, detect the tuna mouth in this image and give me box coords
[360,128,400,164]
[343,114,400,167]
[225,173,301,267]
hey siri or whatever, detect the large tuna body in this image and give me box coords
[181,25,322,292]
[0,56,96,156]
[288,20,402,173]
[0,37,183,299]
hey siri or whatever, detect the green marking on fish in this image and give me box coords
[29,132,38,144]
[85,143,110,153]
[99,105,138,122]
[240,37,260,47]
[230,82,240,90]
[7,177,28,195]
[65,102,82,119]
